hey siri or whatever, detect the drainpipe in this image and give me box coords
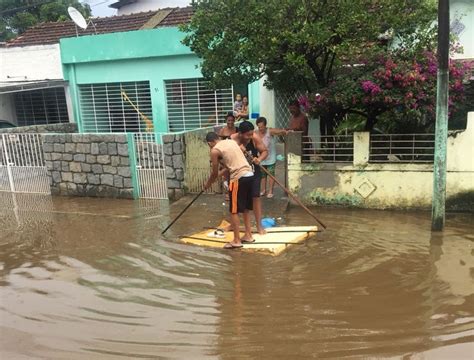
[431,0,449,231]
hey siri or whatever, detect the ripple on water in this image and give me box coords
[0,196,473,359]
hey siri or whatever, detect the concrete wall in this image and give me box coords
[258,77,276,127]
[452,0,474,60]
[0,44,63,82]
[0,123,77,134]
[287,112,474,211]
[42,134,133,198]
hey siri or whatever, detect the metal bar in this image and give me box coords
[26,134,34,167]
[214,89,218,125]
[105,83,111,133]
[2,135,15,192]
[180,80,186,131]
[91,84,98,132]
[197,81,202,128]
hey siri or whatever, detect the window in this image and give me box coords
[14,87,69,126]
[165,78,234,132]
[78,81,152,133]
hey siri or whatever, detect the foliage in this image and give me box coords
[0,0,91,42]
[183,0,474,132]
[182,0,437,93]
[299,49,473,132]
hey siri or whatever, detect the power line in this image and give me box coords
[82,0,114,7]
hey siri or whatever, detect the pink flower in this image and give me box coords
[427,62,437,75]
[298,95,310,112]
[361,80,381,95]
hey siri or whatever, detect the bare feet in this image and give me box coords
[257,227,267,235]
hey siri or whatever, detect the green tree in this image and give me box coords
[182,0,439,132]
[0,0,91,42]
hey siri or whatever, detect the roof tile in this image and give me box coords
[7,7,194,47]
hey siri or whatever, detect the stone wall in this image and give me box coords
[0,123,77,134]
[163,134,185,199]
[42,133,133,198]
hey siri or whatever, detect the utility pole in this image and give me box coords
[431,0,450,231]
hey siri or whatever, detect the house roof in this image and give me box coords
[109,0,137,9]
[6,7,194,47]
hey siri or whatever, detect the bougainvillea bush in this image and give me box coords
[299,49,473,132]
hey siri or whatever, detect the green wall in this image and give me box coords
[61,27,259,133]
[61,27,193,64]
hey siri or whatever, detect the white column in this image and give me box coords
[353,132,370,166]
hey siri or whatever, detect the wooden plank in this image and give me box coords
[181,226,318,256]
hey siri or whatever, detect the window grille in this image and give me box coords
[165,78,234,132]
[78,81,152,133]
[14,87,69,126]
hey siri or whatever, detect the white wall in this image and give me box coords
[287,112,474,210]
[0,94,16,123]
[258,77,276,127]
[116,0,190,15]
[0,44,63,82]
[452,0,474,60]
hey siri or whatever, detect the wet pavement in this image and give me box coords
[0,192,473,359]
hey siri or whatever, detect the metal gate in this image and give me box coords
[0,133,50,194]
[133,133,168,199]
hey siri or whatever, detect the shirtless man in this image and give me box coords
[288,100,309,136]
[204,132,254,249]
[230,121,268,235]
[218,112,237,139]
[288,100,309,160]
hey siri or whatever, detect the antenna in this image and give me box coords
[68,7,88,30]
[67,6,97,36]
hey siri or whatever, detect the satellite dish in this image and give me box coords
[68,6,88,30]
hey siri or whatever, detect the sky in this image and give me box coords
[80,0,116,17]
[80,0,191,18]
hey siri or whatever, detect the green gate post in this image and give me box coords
[432,0,450,231]
[126,133,140,199]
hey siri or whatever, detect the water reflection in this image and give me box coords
[0,194,473,359]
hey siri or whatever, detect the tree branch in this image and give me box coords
[326,52,336,81]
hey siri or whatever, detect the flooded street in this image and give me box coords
[0,193,473,359]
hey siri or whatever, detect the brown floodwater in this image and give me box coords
[0,192,473,359]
